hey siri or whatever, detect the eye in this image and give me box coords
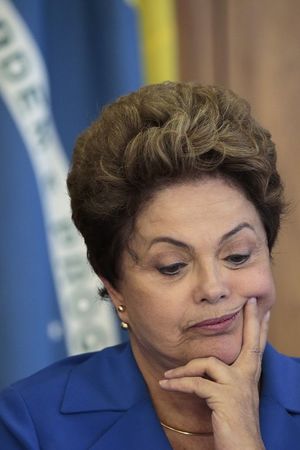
[225,253,250,266]
[157,262,187,276]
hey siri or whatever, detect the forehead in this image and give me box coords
[133,178,264,243]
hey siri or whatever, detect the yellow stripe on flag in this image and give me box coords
[134,0,179,84]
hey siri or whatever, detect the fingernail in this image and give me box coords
[248,297,257,304]
[164,369,173,377]
[159,380,168,387]
[264,311,271,322]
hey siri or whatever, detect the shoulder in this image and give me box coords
[262,342,300,381]
[262,343,300,412]
[260,344,300,447]
[0,343,131,449]
[1,342,127,399]
[263,342,300,370]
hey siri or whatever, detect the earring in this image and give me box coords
[121,321,129,330]
[117,305,126,312]
[117,305,129,329]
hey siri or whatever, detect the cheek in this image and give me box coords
[121,276,186,337]
[237,263,276,314]
[255,277,276,321]
[121,278,166,322]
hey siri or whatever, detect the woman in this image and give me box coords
[0,82,299,450]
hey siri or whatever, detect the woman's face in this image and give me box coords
[107,178,275,372]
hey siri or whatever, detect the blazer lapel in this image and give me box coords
[61,343,147,413]
[61,342,172,449]
[88,397,172,450]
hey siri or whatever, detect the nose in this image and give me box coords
[193,263,230,304]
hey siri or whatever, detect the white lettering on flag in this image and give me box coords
[0,0,119,354]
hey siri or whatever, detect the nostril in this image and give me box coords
[198,291,229,304]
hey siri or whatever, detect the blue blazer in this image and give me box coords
[0,342,299,449]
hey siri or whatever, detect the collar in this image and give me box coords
[61,342,172,450]
[61,342,148,413]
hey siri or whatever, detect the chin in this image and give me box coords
[190,334,243,366]
[213,345,242,365]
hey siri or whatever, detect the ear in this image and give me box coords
[100,276,123,305]
[100,276,129,322]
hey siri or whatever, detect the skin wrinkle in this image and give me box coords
[137,223,261,268]
[125,219,266,300]
[122,183,262,274]
[124,221,266,283]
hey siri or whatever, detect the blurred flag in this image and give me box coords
[136,0,179,83]
[0,0,142,389]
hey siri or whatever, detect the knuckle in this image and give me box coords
[247,347,263,358]
[194,378,203,393]
[207,356,218,366]
[186,359,197,369]
[252,348,263,360]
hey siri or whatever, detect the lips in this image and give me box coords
[191,310,240,328]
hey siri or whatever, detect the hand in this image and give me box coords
[159,298,270,450]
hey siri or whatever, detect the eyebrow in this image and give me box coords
[148,222,256,251]
[219,222,256,245]
[148,236,192,251]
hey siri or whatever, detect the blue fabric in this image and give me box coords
[0,0,141,389]
[0,342,299,449]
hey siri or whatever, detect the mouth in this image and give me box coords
[189,309,241,333]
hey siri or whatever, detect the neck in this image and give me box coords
[150,378,213,434]
[160,420,213,436]
[130,338,213,433]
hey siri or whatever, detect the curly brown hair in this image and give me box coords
[67,81,285,290]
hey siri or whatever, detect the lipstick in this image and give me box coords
[191,310,240,332]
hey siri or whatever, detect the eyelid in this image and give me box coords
[225,253,250,266]
[157,262,187,276]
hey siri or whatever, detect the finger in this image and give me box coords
[259,310,271,354]
[159,375,216,399]
[235,298,262,370]
[242,297,260,350]
[164,356,230,383]
[254,310,271,380]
